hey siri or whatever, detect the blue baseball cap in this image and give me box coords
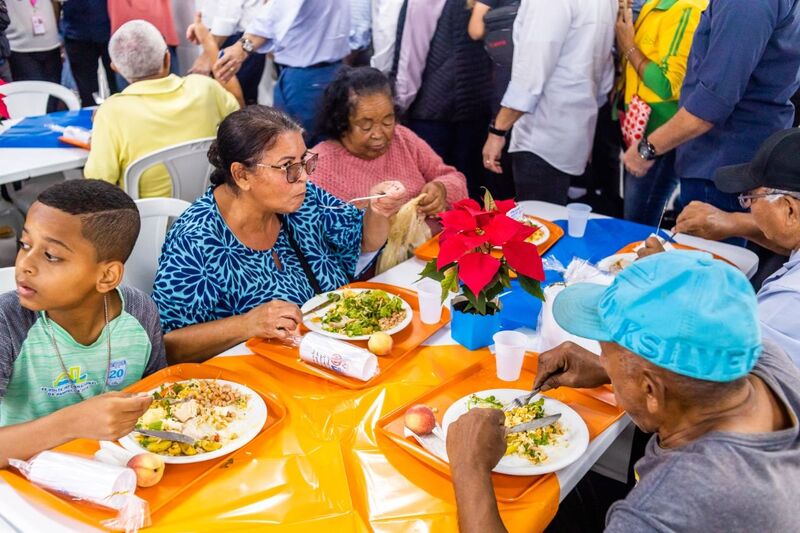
[552,251,762,382]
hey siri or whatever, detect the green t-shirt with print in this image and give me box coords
[0,287,167,426]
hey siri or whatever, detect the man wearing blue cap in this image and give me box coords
[446,252,800,532]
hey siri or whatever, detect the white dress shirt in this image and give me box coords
[196,0,264,37]
[502,0,617,175]
[758,249,800,367]
[349,0,372,51]
[246,0,351,67]
[370,0,404,74]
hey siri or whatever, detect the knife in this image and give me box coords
[505,414,561,435]
[135,428,197,445]
[302,293,341,317]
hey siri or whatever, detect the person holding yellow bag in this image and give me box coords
[616,0,707,225]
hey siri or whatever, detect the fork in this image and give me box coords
[322,193,387,209]
[503,387,542,412]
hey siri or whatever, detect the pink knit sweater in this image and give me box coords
[310,126,468,207]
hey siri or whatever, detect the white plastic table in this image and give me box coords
[0,118,89,185]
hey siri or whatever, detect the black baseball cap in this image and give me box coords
[714,129,800,194]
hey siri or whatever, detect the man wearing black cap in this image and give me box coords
[648,128,800,366]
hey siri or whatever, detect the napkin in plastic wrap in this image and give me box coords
[537,257,614,355]
[299,332,379,381]
[9,451,151,532]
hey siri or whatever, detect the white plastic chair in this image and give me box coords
[0,81,81,118]
[123,137,214,202]
[124,198,191,294]
[0,267,15,294]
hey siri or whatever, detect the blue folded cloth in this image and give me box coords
[0,109,93,148]
[499,217,656,330]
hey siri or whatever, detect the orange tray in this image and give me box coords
[247,281,451,389]
[376,354,625,502]
[4,363,287,524]
[57,136,91,150]
[414,215,564,263]
[617,241,735,267]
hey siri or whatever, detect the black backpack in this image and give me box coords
[483,2,521,67]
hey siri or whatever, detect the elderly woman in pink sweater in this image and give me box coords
[311,67,468,216]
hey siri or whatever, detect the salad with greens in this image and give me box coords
[318,289,407,337]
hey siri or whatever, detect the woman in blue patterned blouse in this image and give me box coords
[152,107,405,362]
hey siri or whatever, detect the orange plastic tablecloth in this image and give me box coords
[2,346,568,532]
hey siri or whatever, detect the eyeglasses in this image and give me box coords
[255,151,318,183]
[737,189,800,209]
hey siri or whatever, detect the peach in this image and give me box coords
[368,332,393,356]
[127,452,165,488]
[404,404,436,435]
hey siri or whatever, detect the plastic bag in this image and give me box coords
[376,194,432,274]
[9,451,151,532]
[537,257,614,355]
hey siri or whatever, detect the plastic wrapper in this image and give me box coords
[9,451,151,532]
[376,194,432,274]
[299,332,379,381]
[538,257,614,355]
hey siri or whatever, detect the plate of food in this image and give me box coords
[441,389,589,476]
[119,379,268,464]
[492,215,551,249]
[302,288,413,341]
[597,253,638,275]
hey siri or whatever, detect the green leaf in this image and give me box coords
[441,267,459,303]
[418,259,445,282]
[518,275,545,301]
[482,187,496,212]
[476,290,487,315]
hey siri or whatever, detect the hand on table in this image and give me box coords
[674,201,735,242]
[636,235,666,259]
[533,342,610,392]
[418,181,447,216]
[368,180,406,217]
[66,392,153,441]
[482,133,506,174]
[446,408,506,474]
[623,142,655,177]
[245,300,302,342]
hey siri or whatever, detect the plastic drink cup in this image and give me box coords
[416,279,443,325]
[493,331,528,381]
[567,203,592,238]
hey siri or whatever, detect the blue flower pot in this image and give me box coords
[450,297,503,351]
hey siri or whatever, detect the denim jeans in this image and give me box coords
[624,150,679,226]
[274,61,342,147]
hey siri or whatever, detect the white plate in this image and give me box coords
[493,215,550,249]
[441,389,589,476]
[597,253,638,274]
[119,379,268,465]
[301,288,413,341]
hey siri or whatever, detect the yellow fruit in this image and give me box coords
[368,332,393,356]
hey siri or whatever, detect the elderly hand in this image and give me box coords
[533,342,610,392]
[482,133,506,174]
[189,54,213,76]
[636,235,666,259]
[446,408,507,475]
[214,42,247,83]
[615,5,635,53]
[418,181,447,216]
[674,201,736,241]
[244,300,302,342]
[623,142,655,177]
[368,180,406,217]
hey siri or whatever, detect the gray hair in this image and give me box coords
[109,20,168,82]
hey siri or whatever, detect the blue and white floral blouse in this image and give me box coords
[153,183,364,333]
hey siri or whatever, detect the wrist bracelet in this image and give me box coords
[624,45,636,60]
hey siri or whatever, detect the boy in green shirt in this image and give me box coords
[0,180,166,467]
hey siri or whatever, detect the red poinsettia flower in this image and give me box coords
[502,241,545,281]
[458,252,501,296]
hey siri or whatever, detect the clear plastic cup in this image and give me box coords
[566,203,592,238]
[493,330,528,381]
[416,279,443,325]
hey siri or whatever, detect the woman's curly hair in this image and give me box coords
[315,66,396,142]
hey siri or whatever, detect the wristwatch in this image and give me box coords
[239,37,255,55]
[488,121,509,138]
[637,138,659,161]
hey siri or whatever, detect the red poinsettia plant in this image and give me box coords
[419,191,545,315]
